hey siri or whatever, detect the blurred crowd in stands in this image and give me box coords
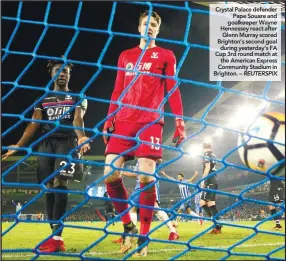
[2,184,284,223]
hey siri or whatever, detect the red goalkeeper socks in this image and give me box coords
[139,182,156,235]
[105,177,131,225]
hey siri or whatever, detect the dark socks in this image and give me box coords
[271,208,281,227]
[46,193,55,230]
[52,186,68,237]
[202,205,212,217]
[209,205,221,230]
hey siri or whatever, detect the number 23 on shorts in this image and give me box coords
[59,160,76,179]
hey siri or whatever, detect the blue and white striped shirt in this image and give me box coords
[178,182,191,200]
[194,192,201,204]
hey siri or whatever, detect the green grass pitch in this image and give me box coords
[2,221,285,260]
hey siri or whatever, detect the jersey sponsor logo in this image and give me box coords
[46,106,72,120]
[151,52,159,59]
[65,95,73,100]
[126,63,133,69]
[126,63,135,76]
[138,62,152,71]
[125,62,152,76]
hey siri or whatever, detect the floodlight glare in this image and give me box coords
[187,144,202,158]
[214,128,224,137]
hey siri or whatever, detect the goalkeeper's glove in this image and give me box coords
[103,118,115,145]
[172,118,186,147]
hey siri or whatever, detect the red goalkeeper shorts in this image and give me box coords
[105,122,163,159]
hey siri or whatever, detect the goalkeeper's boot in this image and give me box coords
[273,224,283,231]
[169,232,179,241]
[36,237,65,253]
[112,237,123,244]
[172,221,178,228]
[133,237,148,257]
[209,227,222,234]
[119,222,138,254]
[38,238,53,250]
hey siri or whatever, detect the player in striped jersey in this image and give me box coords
[194,192,203,216]
[160,171,203,227]
[113,159,179,243]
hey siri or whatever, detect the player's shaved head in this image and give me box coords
[139,10,161,26]
[203,141,212,149]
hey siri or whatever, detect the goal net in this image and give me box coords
[1,1,285,260]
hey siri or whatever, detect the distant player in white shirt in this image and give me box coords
[12,200,27,219]
[160,171,203,227]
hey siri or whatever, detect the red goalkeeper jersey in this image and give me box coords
[107,46,183,124]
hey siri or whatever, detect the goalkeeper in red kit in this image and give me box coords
[102,11,186,257]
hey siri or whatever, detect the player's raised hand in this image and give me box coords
[103,118,115,145]
[172,118,186,147]
[194,171,199,176]
[77,136,91,155]
[2,144,20,161]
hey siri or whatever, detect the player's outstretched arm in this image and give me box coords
[187,171,199,183]
[103,52,125,145]
[2,109,43,161]
[73,104,90,155]
[159,170,176,181]
[165,51,186,147]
